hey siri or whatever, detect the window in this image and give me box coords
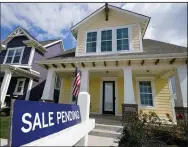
[55,75,61,90]
[101,30,112,52]
[139,81,153,106]
[86,32,97,53]
[117,28,129,51]
[14,78,26,95]
[4,47,24,64]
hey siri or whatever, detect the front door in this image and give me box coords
[103,81,115,114]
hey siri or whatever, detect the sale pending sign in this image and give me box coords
[11,100,81,146]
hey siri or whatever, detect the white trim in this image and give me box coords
[28,46,35,66]
[1,27,33,44]
[25,78,33,100]
[139,23,143,51]
[168,78,177,123]
[3,46,25,65]
[36,52,187,64]
[43,39,62,48]
[83,25,134,56]
[71,4,149,32]
[135,77,156,109]
[14,78,26,95]
[100,77,118,116]
[0,70,12,108]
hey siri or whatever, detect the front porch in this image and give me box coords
[0,64,40,108]
[38,57,187,123]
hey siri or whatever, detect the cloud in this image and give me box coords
[1,3,187,48]
[122,3,187,47]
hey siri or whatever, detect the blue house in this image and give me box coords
[0,27,63,108]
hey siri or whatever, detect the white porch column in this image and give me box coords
[41,69,56,100]
[174,65,187,107]
[1,70,12,108]
[80,69,89,92]
[25,78,33,100]
[123,67,135,104]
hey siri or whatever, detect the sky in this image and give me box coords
[1,3,187,50]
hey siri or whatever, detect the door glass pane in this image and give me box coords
[104,83,113,111]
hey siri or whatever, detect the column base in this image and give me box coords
[122,104,138,124]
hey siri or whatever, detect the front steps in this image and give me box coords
[88,114,123,146]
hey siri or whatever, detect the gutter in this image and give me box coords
[36,52,187,65]
[43,39,62,48]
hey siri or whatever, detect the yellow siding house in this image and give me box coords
[37,4,187,123]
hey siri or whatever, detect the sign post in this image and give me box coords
[8,98,15,146]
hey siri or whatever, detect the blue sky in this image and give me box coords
[1,3,187,50]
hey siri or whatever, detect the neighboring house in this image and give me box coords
[36,4,187,123]
[0,27,63,108]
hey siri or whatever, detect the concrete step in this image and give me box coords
[95,123,123,132]
[89,123,123,139]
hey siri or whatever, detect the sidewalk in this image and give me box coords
[88,135,118,146]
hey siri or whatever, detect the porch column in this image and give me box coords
[174,65,187,121]
[41,69,56,101]
[122,67,138,123]
[25,78,33,100]
[80,69,89,92]
[0,70,12,108]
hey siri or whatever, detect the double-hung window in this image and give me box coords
[4,47,24,64]
[101,30,112,52]
[86,32,97,53]
[117,28,129,51]
[139,81,154,106]
[14,78,26,95]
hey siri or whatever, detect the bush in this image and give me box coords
[118,111,187,147]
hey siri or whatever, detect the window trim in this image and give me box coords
[14,78,26,95]
[3,46,25,65]
[101,30,112,52]
[84,25,133,55]
[86,31,98,53]
[117,28,129,51]
[135,77,156,109]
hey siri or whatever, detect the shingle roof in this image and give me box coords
[39,39,60,46]
[47,39,187,61]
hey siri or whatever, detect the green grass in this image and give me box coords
[0,116,10,139]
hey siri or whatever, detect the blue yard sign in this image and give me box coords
[11,100,81,146]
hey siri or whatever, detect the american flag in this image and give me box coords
[72,66,81,101]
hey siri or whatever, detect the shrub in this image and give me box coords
[118,111,187,147]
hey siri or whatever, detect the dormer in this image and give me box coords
[71,4,150,57]
[0,27,47,67]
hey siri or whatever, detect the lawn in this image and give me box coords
[0,116,10,139]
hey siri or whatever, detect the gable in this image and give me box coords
[71,4,150,38]
[1,27,47,54]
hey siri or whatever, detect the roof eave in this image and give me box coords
[23,40,47,53]
[36,52,187,65]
